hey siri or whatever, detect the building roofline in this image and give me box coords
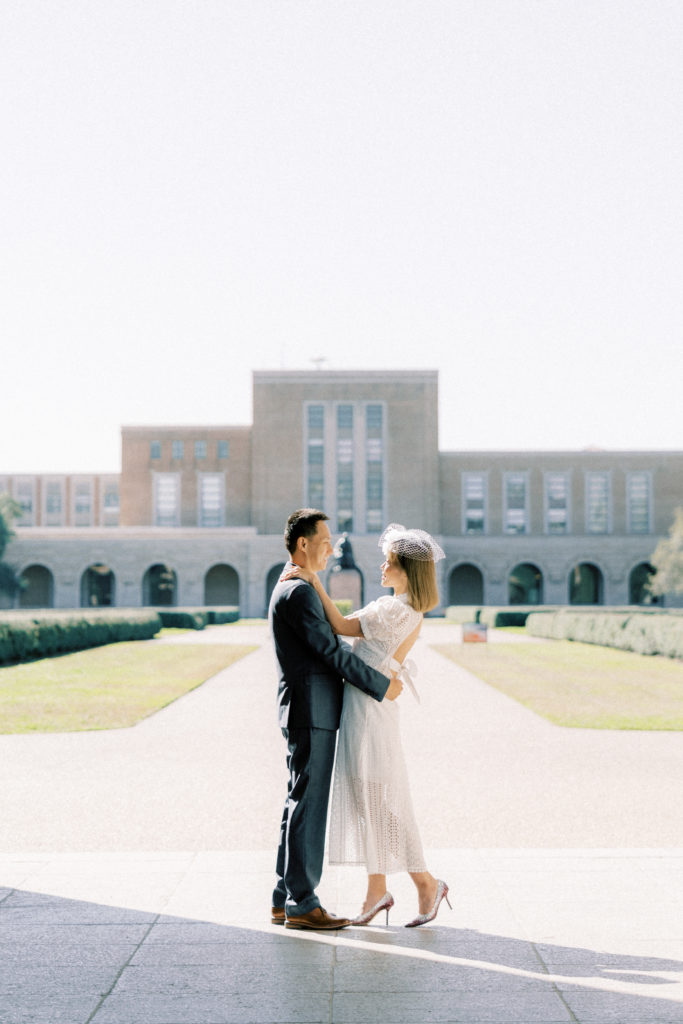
[121,425,251,434]
[440,448,683,457]
[253,369,438,382]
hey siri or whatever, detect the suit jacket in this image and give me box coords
[269,571,390,731]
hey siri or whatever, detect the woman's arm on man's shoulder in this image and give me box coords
[282,584,400,702]
[281,566,363,637]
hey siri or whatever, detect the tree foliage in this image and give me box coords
[649,508,683,597]
[0,493,22,597]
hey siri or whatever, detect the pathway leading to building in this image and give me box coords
[1,620,682,1022]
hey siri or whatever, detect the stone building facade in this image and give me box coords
[2,370,682,614]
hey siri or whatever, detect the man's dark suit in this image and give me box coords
[270,567,390,916]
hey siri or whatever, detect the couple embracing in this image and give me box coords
[269,508,450,931]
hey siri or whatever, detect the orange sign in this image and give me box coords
[462,622,488,643]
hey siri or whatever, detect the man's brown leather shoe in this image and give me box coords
[271,907,286,925]
[285,906,351,930]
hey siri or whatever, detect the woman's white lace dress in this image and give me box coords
[328,593,426,875]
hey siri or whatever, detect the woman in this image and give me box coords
[285,523,450,927]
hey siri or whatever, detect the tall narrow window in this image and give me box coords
[217,440,229,459]
[586,472,610,534]
[504,473,528,534]
[199,473,225,527]
[44,480,64,526]
[306,404,325,509]
[101,481,120,526]
[336,404,354,533]
[194,440,207,460]
[154,474,180,527]
[462,473,486,534]
[103,483,120,511]
[304,401,385,533]
[627,473,651,534]
[73,480,93,526]
[172,440,184,460]
[365,404,384,532]
[150,441,161,460]
[545,473,569,534]
[13,478,35,526]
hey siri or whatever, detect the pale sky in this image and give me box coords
[2,0,682,474]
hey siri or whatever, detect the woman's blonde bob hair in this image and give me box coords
[387,547,439,613]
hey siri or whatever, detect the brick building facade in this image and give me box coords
[2,370,682,614]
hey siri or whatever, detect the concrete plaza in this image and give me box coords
[1,620,682,1023]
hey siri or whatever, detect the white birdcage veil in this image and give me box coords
[379,523,445,562]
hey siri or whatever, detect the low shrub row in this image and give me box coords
[157,609,210,630]
[478,606,557,628]
[0,610,162,664]
[526,610,683,658]
[444,606,485,624]
[445,606,556,627]
[155,607,240,630]
[208,607,240,625]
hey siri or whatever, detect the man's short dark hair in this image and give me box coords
[284,509,329,554]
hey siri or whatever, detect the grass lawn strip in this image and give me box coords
[0,642,256,734]
[432,639,683,730]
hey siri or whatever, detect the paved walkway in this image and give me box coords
[1,621,682,1022]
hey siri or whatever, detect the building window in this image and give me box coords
[153,473,180,527]
[13,478,35,526]
[306,404,325,509]
[544,472,570,534]
[503,472,528,534]
[586,472,610,534]
[103,482,120,511]
[365,404,384,533]
[462,473,487,534]
[44,480,64,527]
[101,481,120,526]
[217,440,229,459]
[150,441,161,460]
[336,405,354,532]
[627,472,651,534]
[198,473,225,527]
[195,440,207,460]
[73,480,93,527]
[305,401,385,533]
[172,440,184,460]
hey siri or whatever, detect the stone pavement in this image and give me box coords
[1,620,682,1023]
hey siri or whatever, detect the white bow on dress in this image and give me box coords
[389,656,420,703]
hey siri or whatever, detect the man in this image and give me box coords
[269,509,402,930]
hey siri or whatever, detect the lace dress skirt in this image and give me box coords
[328,637,426,875]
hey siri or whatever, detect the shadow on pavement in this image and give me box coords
[1,887,682,1023]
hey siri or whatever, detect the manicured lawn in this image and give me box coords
[432,639,683,729]
[0,641,256,734]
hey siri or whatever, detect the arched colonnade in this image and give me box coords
[447,560,658,607]
[14,560,660,611]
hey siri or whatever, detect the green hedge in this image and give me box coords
[208,607,240,625]
[446,606,557,627]
[157,609,210,630]
[156,607,240,629]
[526,609,683,658]
[445,606,483,624]
[0,610,161,664]
[478,606,558,628]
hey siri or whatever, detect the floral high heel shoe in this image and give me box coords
[404,880,452,928]
[351,892,395,926]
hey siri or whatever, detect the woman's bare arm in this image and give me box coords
[281,566,363,637]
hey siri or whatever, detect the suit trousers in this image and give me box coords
[273,726,337,916]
